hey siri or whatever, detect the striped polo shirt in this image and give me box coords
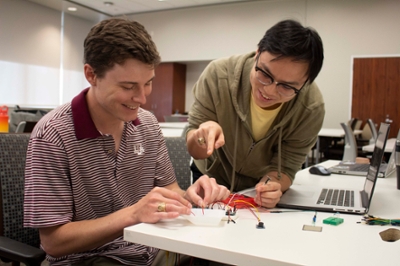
[24,88,176,265]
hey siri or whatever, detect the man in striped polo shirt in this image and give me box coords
[24,18,230,266]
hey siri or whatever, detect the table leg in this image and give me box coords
[316,137,320,164]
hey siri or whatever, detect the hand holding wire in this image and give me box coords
[185,174,230,209]
[255,176,282,208]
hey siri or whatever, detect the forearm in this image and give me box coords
[40,206,135,258]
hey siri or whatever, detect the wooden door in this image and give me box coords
[352,57,400,138]
[142,63,186,122]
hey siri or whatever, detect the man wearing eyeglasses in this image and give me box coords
[186,19,325,208]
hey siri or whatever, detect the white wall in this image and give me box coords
[307,0,400,128]
[61,12,95,103]
[185,61,211,113]
[0,0,92,108]
[128,0,400,127]
[1,0,399,128]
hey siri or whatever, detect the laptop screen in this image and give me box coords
[363,123,390,207]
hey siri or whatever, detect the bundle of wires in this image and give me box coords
[360,215,400,226]
[218,193,263,224]
[222,193,258,208]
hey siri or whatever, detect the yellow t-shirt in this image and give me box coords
[250,94,282,141]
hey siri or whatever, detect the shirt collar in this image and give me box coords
[71,88,141,140]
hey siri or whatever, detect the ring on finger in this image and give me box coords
[157,202,166,212]
[197,137,205,145]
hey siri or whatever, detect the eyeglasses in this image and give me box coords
[254,54,306,97]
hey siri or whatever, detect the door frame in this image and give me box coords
[350,54,400,128]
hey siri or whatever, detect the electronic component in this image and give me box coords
[222,206,238,221]
[323,217,344,225]
[302,225,322,232]
[222,213,238,221]
[225,206,236,216]
[256,221,265,229]
[360,215,400,226]
[312,211,317,225]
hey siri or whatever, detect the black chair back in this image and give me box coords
[164,137,192,190]
[0,133,45,265]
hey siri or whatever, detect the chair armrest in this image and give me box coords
[0,236,46,266]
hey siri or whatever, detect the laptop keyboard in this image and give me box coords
[317,189,355,207]
[352,164,369,171]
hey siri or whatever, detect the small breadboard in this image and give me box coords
[302,225,322,232]
[323,217,344,226]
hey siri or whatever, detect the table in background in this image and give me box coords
[313,128,362,164]
[159,122,188,137]
[363,138,395,153]
[124,160,400,266]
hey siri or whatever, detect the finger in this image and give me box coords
[217,186,230,201]
[214,132,225,150]
[197,136,206,146]
[186,189,203,208]
[200,177,219,205]
[152,187,192,210]
[258,181,281,193]
[186,176,210,207]
[260,195,281,208]
[155,211,183,220]
[195,128,207,146]
[206,136,216,155]
[259,189,282,207]
[162,200,192,215]
[254,182,266,202]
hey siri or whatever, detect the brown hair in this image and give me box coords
[84,18,161,78]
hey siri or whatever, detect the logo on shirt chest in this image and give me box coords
[133,143,145,155]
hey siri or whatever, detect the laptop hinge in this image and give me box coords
[360,190,369,208]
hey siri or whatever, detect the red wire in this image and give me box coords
[222,193,258,208]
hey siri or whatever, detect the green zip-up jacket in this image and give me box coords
[188,52,325,192]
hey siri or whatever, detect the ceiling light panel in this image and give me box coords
[33,0,254,17]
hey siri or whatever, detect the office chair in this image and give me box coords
[15,121,37,133]
[340,122,358,162]
[164,137,192,190]
[367,119,378,144]
[0,133,46,266]
[348,118,358,131]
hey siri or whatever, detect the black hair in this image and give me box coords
[258,19,324,84]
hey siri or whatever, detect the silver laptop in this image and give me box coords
[277,123,390,215]
[328,127,396,177]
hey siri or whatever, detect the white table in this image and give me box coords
[363,138,396,153]
[159,122,188,137]
[124,160,400,266]
[159,122,188,129]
